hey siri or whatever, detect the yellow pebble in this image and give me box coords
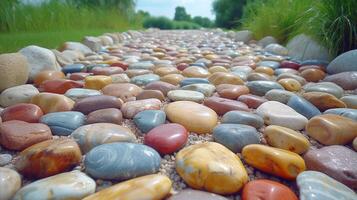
[154,67,179,77]
[208,72,244,85]
[183,66,211,78]
[278,78,301,91]
[160,74,184,85]
[264,125,310,154]
[242,144,306,179]
[255,66,274,76]
[85,75,112,90]
[208,66,228,73]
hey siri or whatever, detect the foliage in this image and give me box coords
[212,0,247,28]
[174,6,191,21]
[143,16,174,30]
[172,21,201,29]
[67,0,136,15]
[192,16,214,28]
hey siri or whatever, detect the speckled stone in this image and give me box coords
[246,81,284,96]
[84,142,161,180]
[0,167,21,200]
[133,110,166,133]
[221,111,264,128]
[121,98,161,119]
[40,111,85,136]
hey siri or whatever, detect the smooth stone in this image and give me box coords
[213,124,260,153]
[39,111,85,136]
[341,95,357,109]
[129,61,154,70]
[0,154,12,166]
[13,170,95,200]
[144,123,188,154]
[39,79,83,94]
[0,53,29,92]
[84,75,112,90]
[154,66,179,76]
[0,167,21,200]
[34,70,65,86]
[327,49,357,74]
[324,108,357,121]
[125,69,151,78]
[247,72,272,81]
[256,101,308,130]
[69,72,91,81]
[209,66,229,73]
[145,81,177,96]
[136,90,165,101]
[258,61,280,69]
[246,81,284,96]
[297,171,357,200]
[59,41,92,55]
[19,45,61,81]
[121,98,161,119]
[176,142,248,194]
[221,111,264,128]
[278,78,301,91]
[238,94,267,109]
[110,73,130,83]
[204,96,250,115]
[0,103,43,123]
[287,95,321,119]
[62,63,86,74]
[183,66,211,78]
[0,120,52,151]
[277,73,307,85]
[208,72,244,85]
[0,84,39,107]
[165,101,218,134]
[92,66,123,76]
[280,60,301,70]
[133,110,166,133]
[84,142,161,180]
[323,71,357,90]
[303,92,346,111]
[231,66,253,74]
[180,78,210,87]
[306,114,357,145]
[31,93,74,114]
[216,84,249,99]
[301,68,326,82]
[161,73,185,85]
[131,74,160,86]
[181,83,216,97]
[265,43,288,56]
[274,68,299,76]
[64,88,101,101]
[287,34,330,61]
[304,145,357,189]
[303,82,344,98]
[71,123,136,153]
[255,66,275,75]
[72,95,122,115]
[168,90,205,103]
[242,144,306,179]
[83,174,171,200]
[14,139,82,178]
[242,179,298,200]
[168,189,228,200]
[102,83,143,102]
[264,125,310,154]
[301,59,329,66]
[258,36,278,47]
[86,108,123,124]
[265,89,295,104]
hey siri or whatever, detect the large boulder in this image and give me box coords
[82,36,102,52]
[327,50,357,74]
[0,53,29,91]
[19,45,61,81]
[59,41,93,55]
[235,30,253,44]
[264,43,288,56]
[258,36,278,47]
[287,34,330,61]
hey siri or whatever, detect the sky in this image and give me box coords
[136,0,215,20]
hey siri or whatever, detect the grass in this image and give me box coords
[143,16,202,30]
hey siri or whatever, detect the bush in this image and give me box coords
[212,0,247,28]
[172,21,201,30]
[143,16,173,30]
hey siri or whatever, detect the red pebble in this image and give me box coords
[0,103,43,123]
[39,79,84,94]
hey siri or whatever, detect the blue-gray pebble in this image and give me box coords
[39,111,85,136]
[221,111,264,129]
[246,81,284,96]
[131,74,160,86]
[180,78,210,87]
[62,64,86,74]
[133,110,166,133]
[287,95,321,119]
[324,108,357,121]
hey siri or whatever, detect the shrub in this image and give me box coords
[143,16,173,30]
[172,21,201,30]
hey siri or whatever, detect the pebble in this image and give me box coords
[256,101,308,130]
[144,123,188,155]
[176,142,248,194]
[145,81,177,95]
[110,73,130,83]
[264,125,310,154]
[71,123,136,153]
[0,103,43,123]
[136,90,165,101]
[34,70,65,86]
[168,90,205,103]
[0,154,12,166]
[326,49,357,74]
[69,72,91,81]
[83,174,172,200]
[204,96,250,115]
[221,111,264,128]
[213,124,260,153]
[247,72,272,81]
[258,61,280,69]
[0,167,21,200]
[161,73,185,85]
[92,66,123,75]
[121,98,161,118]
[242,179,298,200]
[64,88,101,101]
[0,120,52,151]
[323,108,357,121]
[131,74,160,86]
[287,95,321,119]
[183,66,211,78]
[237,94,267,109]
[39,111,85,136]
[84,142,161,180]
[31,92,75,113]
[102,83,142,102]
[246,81,284,96]
[303,92,346,111]
[84,75,112,90]
[242,144,306,179]
[126,69,151,78]
[208,72,244,85]
[181,83,216,97]
[61,63,86,74]
[39,79,83,94]
[165,101,218,134]
[254,66,275,75]
[278,78,301,92]
[168,189,229,200]
[13,170,96,200]
[265,89,295,104]
[180,78,210,87]
[303,82,344,98]
[216,84,249,99]
[72,95,122,115]
[154,66,179,76]
[304,145,357,189]
[14,138,82,178]
[0,53,29,92]
[0,84,39,107]
[297,171,357,200]
[280,60,301,70]
[341,95,357,109]
[353,137,357,151]
[133,110,166,133]
[300,68,326,82]
[86,108,123,124]
[306,114,357,145]
[323,71,357,90]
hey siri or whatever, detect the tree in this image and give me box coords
[212,0,247,28]
[193,16,214,27]
[174,6,191,21]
